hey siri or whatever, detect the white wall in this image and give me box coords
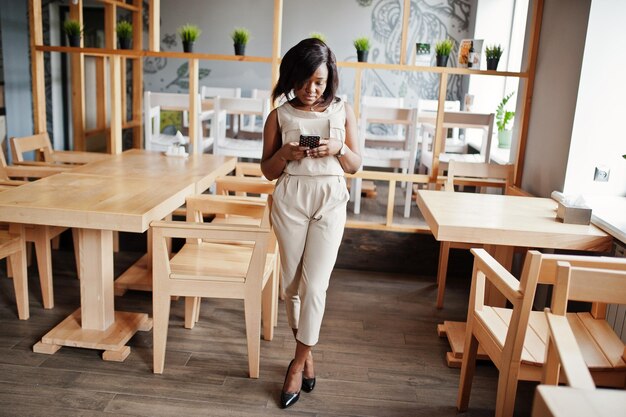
[520,0,590,197]
[562,0,626,196]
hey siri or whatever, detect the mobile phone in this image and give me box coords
[299,134,321,149]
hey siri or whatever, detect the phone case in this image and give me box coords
[299,135,320,148]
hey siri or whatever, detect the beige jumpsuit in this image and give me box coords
[271,100,350,346]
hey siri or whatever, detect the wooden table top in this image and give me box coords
[416,190,612,252]
[72,149,236,193]
[533,385,626,417]
[0,173,193,233]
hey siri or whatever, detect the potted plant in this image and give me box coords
[353,37,371,63]
[178,24,201,53]
[435,38,453,67]
[63,19,82,47]
[485,44,503,71]
[309,32,326,42]
[496,92,515,148]
[231,27,250,56]
[116,20,133,50]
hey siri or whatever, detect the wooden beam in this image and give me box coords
[95,57,107,130]
[121,58,127,124]
[270,0,283,104]
[132,0,143,148]
[109,55,122,154]
[69,1,86,151]
[399,0,411,65]
[97,0,140,12]
[104,3,116,50]
[29,0,46,134]
[430,72,449,182]
[514,0,544,187]
[188,58,199,154]
[353,67,362,118]
[149,0,160,51]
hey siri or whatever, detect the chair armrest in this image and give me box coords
[471,248,522,303]
[544,309,596,389]
[215,176,275,195]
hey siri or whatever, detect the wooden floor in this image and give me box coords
[0,242,536,416]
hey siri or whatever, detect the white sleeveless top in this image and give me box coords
[277,99,346,176]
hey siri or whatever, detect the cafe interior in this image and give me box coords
[0,0,625,416]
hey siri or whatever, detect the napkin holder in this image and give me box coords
[551,191,592,225]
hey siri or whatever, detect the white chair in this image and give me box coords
[418,99,461,141]
[353,105,419,218]
[143,91,211,154]
[238,88,271,136]
[200,86,241,140]
[212,96,271,160]
[360,95,406,146]
[419,111,495,175]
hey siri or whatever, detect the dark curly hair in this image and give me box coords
[272,38,338,108]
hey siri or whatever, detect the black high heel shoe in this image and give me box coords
[302,375,316,393]
[280,360,301,409]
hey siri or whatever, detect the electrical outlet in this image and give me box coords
[593,166,610,182]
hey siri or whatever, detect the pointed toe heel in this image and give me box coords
[302,376,316,393]
[280,360,301,409]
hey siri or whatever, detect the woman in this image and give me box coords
[261,38,361,409]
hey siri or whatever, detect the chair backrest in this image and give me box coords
[11,133,54,163]
[358,105,419,170]
[144,91,202,150]
[213,97,271,152]
[445,160,514,192]
[200,86,242,100]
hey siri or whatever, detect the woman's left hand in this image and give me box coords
[306,138,341,158]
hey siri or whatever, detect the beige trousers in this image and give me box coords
[271,174,349,346]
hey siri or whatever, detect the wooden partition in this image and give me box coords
[28,0,543,179]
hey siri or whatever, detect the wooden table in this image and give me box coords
[0,151,236,360]
[532,385,626,417]
[415,190,613,366]
[74,149,237,295]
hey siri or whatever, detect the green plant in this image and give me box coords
[115,21,133,39]
[178,24,201,43]
[485,44,503,59]
[435,38,453,56]
[309,32,326,42]
[353,37,370,52]
[63,19,82,36]
[231,27,250,45]
[496,92,515,132]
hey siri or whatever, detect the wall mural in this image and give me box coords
[361,0,471,102]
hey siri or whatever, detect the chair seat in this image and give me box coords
[170,241,275,282]
[478,307,626,371]
[216,138,263,159]
[363,148,412,168]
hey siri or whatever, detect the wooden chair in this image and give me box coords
[184,175,279,332]
[211,96,270,160]
[10,132,108,166]
[353,105,419,218]
[419,111,495,175]
[1,145,79,309]
[457,249,626,417]
[151,194,276,378]
[435,160,515,308]
[0,224,28,320]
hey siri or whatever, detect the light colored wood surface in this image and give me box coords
[0,173,193,232]
[416,190,611,251]
[73,149,236,193]
[532,385,626,417]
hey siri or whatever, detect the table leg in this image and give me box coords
[33,228,152,361]
[440,244,515,367]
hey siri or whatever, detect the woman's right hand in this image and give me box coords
[280,141,308,161]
